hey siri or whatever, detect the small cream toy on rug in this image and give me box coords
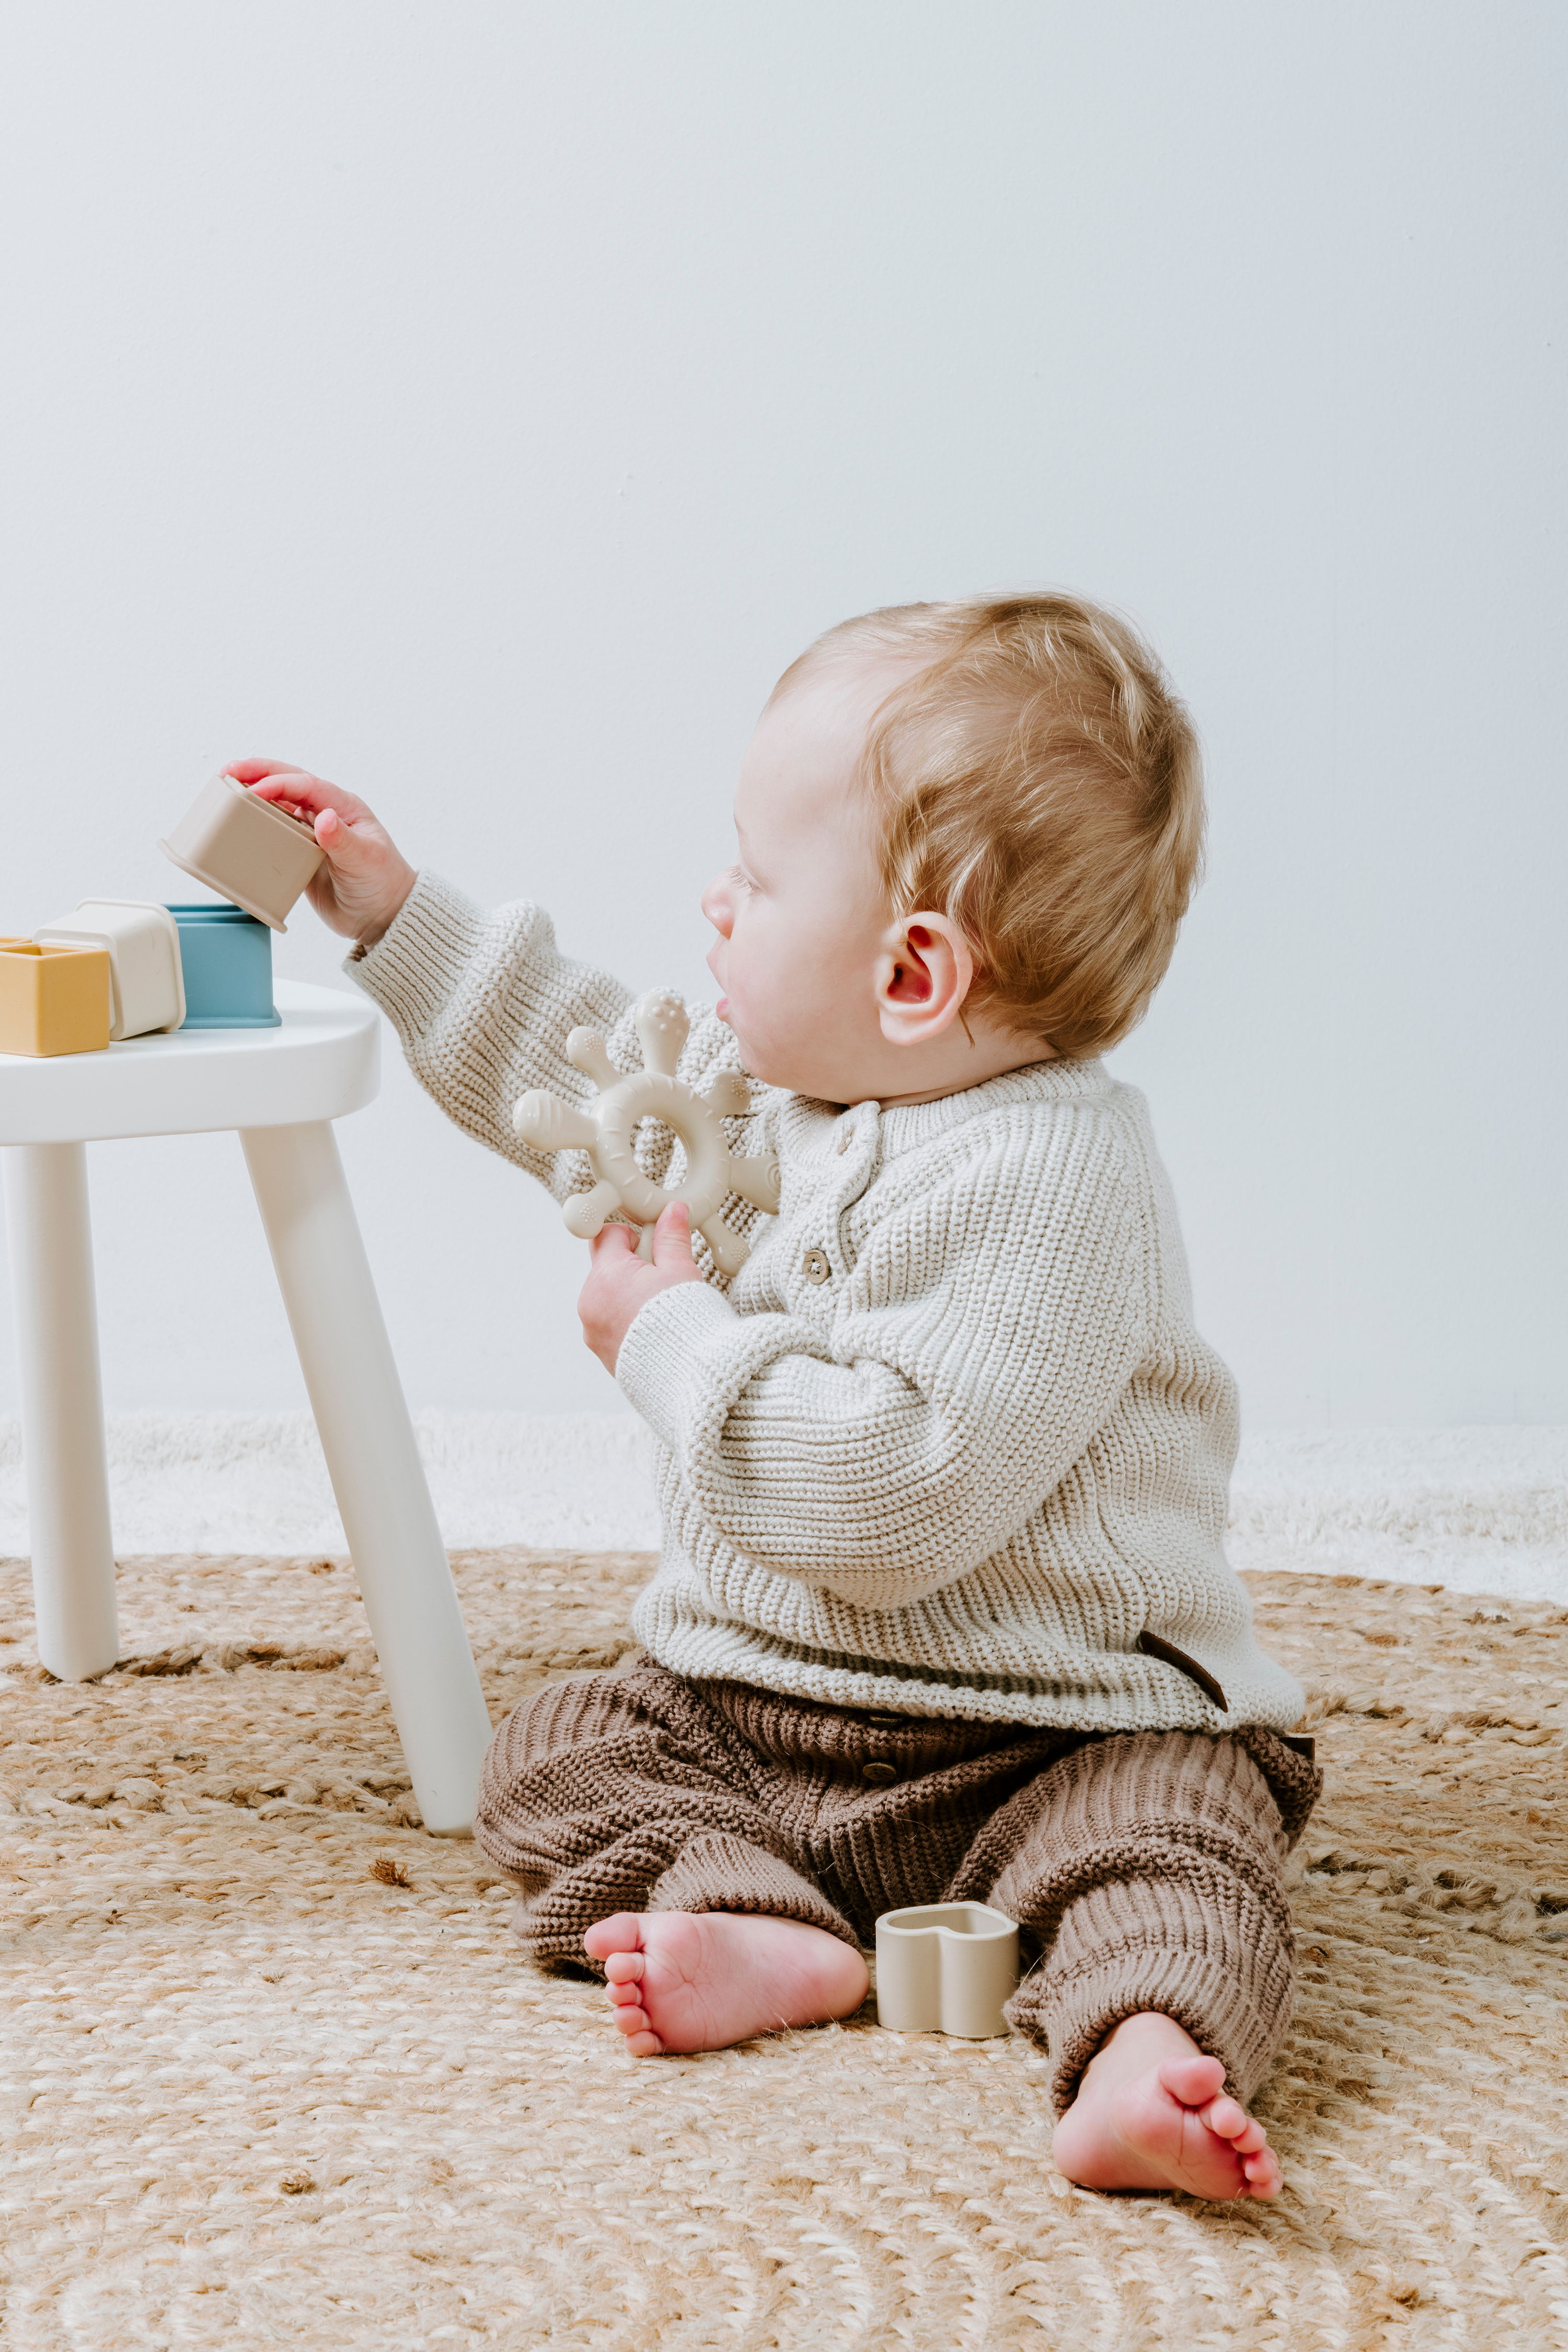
[226,589,1322,2206]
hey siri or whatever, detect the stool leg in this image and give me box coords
[1,1142,119,1679]
[240,1119,491,1835]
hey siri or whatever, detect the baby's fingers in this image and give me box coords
[225,761,372,827]
[650,1201,696,1270]
[588,1220,639,1265]
[226,757,299,785]
[310,803,386,869]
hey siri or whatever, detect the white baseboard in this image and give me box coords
[1,1414,1564,1604]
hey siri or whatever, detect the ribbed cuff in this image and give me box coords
[345,869,485,1037]
[616,1277,785,1454]
[1007,1872,1296,2113]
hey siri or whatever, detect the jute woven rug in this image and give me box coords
[2,1551,1566,2348]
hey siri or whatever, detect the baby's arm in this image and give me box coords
[614,1113,1151,1608]
[226,761,759,1225]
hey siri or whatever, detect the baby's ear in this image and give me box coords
[885,923,936,1003]
[875,912,973,1044]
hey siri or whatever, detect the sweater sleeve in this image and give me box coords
[347,870,760,1213]
[615,1110,1150,1607]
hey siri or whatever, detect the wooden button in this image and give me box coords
[801,1248,831,1284]
[836,1127,853,1154]
[860,1760,898,1785]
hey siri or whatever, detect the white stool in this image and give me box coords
[0,979,492,1835]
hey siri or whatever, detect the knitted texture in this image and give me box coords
[988,1727,1314,2106]
[472,1663,1318,2110]
[353,872,1304,1732]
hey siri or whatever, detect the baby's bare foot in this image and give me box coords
[582,1910,869,2056]
[1051,2011,1283,2200]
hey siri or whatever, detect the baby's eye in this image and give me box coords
[727,863,754,894]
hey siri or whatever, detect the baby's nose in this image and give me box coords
[700,875,733,933]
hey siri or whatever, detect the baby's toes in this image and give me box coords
[603,1950,646,1987]
[612,2005,665,2057]
[1201,2095,1255,2144]
[584,1912,646,1964]
[606,1978,642,2008]
[1243,2150,1282,2198]
[1159,2053,1227,2108]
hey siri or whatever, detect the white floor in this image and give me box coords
[1225,1424,1568,1602]
[2,1414,1566,1604]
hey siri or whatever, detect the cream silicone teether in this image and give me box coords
[512,989,780,1275]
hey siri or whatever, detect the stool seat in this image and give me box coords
[0,980,492,1833]
[0,977,376,1142]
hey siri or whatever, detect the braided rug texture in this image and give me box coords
[2,1548,1567,2349]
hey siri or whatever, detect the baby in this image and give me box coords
[236,591,1318,2201]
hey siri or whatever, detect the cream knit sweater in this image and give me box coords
[352,872,1304,1735]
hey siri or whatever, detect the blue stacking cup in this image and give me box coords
[167,903,282,1029]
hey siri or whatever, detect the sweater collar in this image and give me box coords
[777,1055,1113,1163]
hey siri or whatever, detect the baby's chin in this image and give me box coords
[719,1000,864,1101]
[734,1040,859,1105]
[721,1016,792,1088]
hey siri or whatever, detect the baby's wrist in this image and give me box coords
[356,859,417,948]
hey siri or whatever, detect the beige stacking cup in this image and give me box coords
[159,773,324,931]
[874,1901,1020,2037]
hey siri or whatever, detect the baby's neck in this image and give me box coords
[854,1027,1056,1112]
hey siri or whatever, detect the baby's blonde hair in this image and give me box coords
[775,593,1205,1058]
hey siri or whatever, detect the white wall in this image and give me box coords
[1,2,1563,1427]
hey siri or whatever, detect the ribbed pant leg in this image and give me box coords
[474,1665,857,1974]
[958,1727,1321,2113]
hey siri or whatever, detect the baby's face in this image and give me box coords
[702,656,926,1103]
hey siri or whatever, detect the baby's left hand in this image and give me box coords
[578,1202,704,1374]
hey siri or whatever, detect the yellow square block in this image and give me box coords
[0,940,113,1056]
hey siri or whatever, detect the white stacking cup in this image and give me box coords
[34,900,187,1041]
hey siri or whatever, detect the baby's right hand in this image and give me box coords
[224,760,417,947]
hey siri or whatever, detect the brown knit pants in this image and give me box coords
[474,1663,1321,2113]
